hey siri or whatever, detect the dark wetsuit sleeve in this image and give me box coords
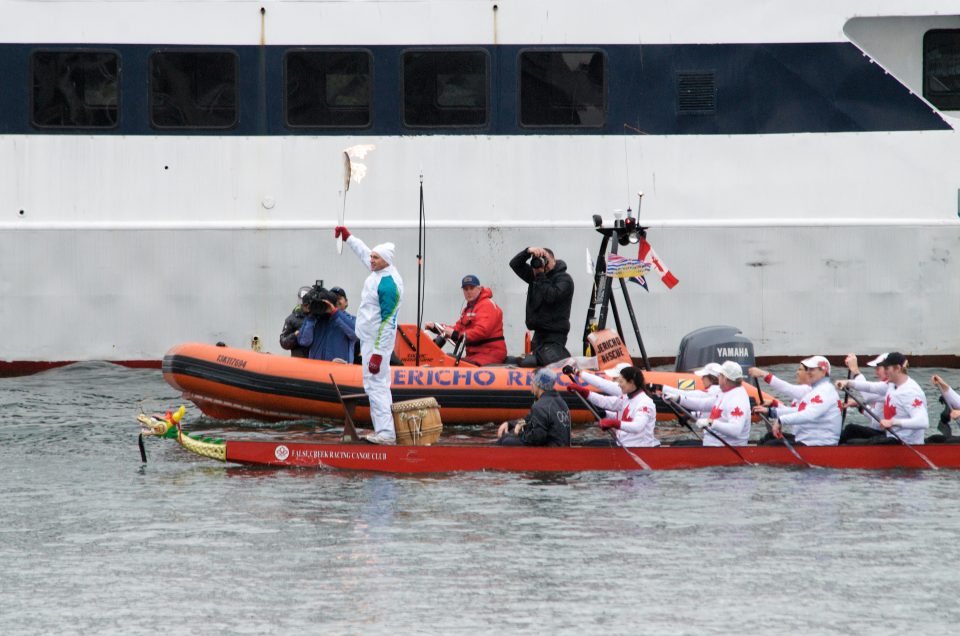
[509,249,534,284]
[520,401,551,446]
[280,320,298,350]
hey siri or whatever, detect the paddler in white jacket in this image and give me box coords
[836,352,929,445]
[566,363,659,447]
[932,374,960,419]
[335,225,404,445]
[931,374,960,441]
[838,353,890,441]
[661,362,723,419]
[749,356,841,446]
[663,361,752,447]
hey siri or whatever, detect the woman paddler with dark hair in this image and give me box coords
[566,363,659,447]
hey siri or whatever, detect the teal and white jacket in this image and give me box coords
[346,235,403,356]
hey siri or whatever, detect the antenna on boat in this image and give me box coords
[415,172,426,366]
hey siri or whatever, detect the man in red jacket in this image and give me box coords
[426,275,507,366]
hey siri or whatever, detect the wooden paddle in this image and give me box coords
[562,370,652,470]
[846,389,938,470]
[841,366,852,427]
[752,377,816,469]
[655,394,703,442]
[330,374,363,442]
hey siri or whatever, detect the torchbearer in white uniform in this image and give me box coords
[335,225,404,445]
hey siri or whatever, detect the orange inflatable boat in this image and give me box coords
[162,325,764,424]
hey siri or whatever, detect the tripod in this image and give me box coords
[581,212,651,371]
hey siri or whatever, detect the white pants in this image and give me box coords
[361,343,395,437]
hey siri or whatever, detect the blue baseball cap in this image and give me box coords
[461,274,480,288]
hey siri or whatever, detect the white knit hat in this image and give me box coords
[372,242,396,266]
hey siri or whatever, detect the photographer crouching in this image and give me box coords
[509,246,574,367]
[297,282,358,362]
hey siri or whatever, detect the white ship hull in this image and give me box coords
[1,1,958,364]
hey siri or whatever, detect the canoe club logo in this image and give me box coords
[274,445,290,461]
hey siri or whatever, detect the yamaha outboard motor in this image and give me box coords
[674,325,755,372]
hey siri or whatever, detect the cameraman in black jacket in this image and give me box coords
[509,246,574,367]
[279,286,312,358]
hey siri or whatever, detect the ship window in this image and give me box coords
[285,50,372,128]
[520,50,605,127]
[31,50,120,129]
[924,30,960,110]
[402,50,488,127]
[677,72,716,114]
[150,51,238,129]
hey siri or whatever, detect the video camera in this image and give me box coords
[303,279,338,316]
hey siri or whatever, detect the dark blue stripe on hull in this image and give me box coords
[0,42,948,136]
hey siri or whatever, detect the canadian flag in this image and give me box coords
[730,406,744,417]
[883,396,896,419]
[638,238,679,289]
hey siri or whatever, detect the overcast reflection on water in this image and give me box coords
[2,363,960,635]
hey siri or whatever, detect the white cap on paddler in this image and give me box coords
[372,242,396,266]
[866,353,889,367]
[800,355,831,375]
[719,360,743,381]
[694,362,723,378]
[603,362,632,377]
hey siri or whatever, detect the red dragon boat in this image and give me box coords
[139,410,957,473]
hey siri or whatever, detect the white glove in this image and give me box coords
[696,418,711,430]
[662,393,678,403]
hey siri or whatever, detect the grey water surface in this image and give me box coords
[2,362,960,635]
